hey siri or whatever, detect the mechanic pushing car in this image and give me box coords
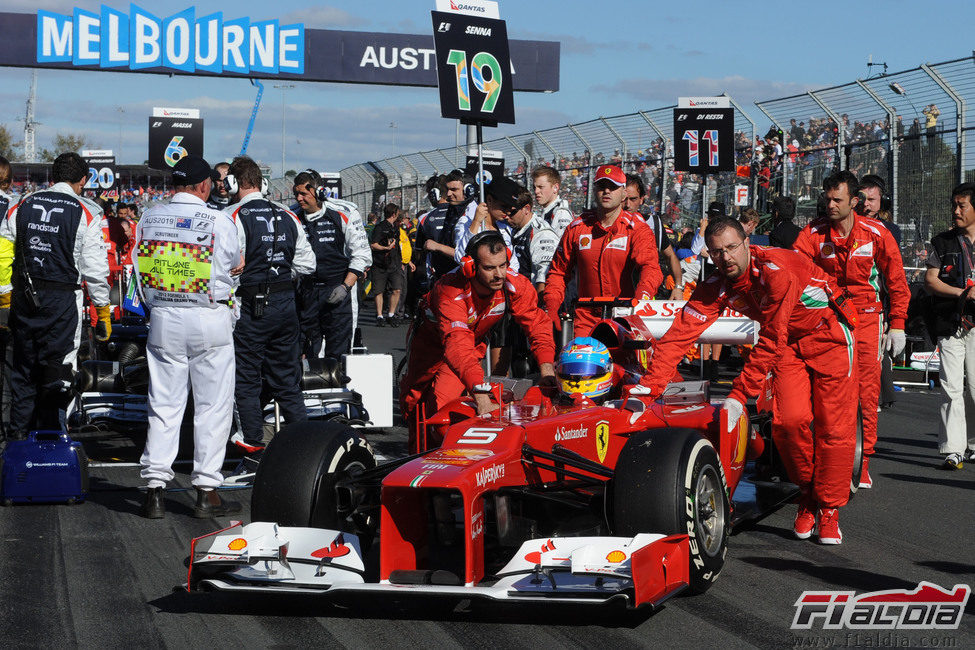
[640,217,858,545]
[544,164,662,337]
[399,230,557,452]
[793,171,910,489]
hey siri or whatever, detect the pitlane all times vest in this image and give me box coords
[136,210,218,307]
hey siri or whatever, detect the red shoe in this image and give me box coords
[858,458,872,489]
[231,431,265,454]
[816,508,842,545]
[794,503,817,539]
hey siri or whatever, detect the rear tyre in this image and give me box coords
[612,428,730,594]
[251,420,376,544]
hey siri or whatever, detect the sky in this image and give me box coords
[0,0,970,176]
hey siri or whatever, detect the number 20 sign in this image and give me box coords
[673,99,735,174]
[431,11,515,125]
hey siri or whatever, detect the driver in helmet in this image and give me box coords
[555,337,618,402]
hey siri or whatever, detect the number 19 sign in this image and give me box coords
[431,10,515,125]
[673,97,734,174]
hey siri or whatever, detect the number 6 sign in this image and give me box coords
[431,10,515,125]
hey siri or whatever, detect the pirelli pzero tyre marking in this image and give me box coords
[251,421,376,539]
[850,406,864,498]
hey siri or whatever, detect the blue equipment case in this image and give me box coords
[0,431,89,505]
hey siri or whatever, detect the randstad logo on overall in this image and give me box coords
[36,5,304,75]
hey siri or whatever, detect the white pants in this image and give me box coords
[140,306,236,489]
[937,327,975,455]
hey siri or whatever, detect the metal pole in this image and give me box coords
[724,95,757,209]
[599,117,627,166]
[702,173,708,224]
[116,106,124,163]
[532,130,560,163]
[476,123,485,204]
[857,80,899,223]
[639,111,670,218]
[273,83,294,176]
[808,90,845,171]
[503,135,531,187]
[467,124,477,166]
[474,121,488,375]
[399,156,420,213]
[921,63,967,184]
[567,123,594,208]
[419,151,443,175]
[755,102,792,204]
[436,149,456,171]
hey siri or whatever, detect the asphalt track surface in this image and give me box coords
[1,314,973,648]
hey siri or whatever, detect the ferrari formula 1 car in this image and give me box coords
[187,302,862,609]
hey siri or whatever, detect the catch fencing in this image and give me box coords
[301,54,974,257]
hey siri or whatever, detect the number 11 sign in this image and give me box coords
[431,10,515,125]
[673,97,734,173]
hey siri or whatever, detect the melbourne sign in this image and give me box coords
[36,5,303,74]
[0,6,559,91]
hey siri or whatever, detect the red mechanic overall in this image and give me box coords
[400,268,555,450]
[793,215,910,460]
[544,210,662,337]
[642,246,858,508]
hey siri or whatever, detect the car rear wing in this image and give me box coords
[611,300,759,345]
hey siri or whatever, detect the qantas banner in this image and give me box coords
[0,6,559,92]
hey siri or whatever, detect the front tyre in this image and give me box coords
[251,420,377,544]
[612,428,730,594]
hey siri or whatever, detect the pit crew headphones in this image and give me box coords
[450,169,477,201]
[304,168,330,203]
[224,173,269,197]
[460,230,510,278]
[859,174,891,214]
[426,174,441,204]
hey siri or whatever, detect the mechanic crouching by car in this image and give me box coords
[399,230,557,452]
[134,155,241,520]
[225,156,316,461]
[639,217,857,545]
[0,152,112,437]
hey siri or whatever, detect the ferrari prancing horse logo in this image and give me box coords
[595,421,610,463]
